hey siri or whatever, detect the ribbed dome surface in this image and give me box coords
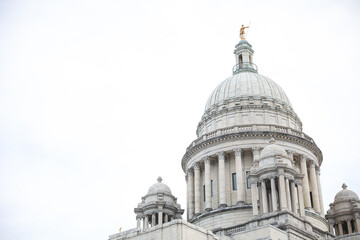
[334,184,359,202]
[147,177,172,195]
[205,72,292,112]
[260,139,288,160]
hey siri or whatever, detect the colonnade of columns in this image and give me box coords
[137,211,174,230]
[329,218,360,236]
[299,156,324,215]
[250,173,305,217]
[186,150,324,219]
[186,149,246,219]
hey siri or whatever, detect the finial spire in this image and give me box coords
[157,176,163,182]
[342,183,347,189]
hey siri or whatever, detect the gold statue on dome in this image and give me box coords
[240,24,250,40]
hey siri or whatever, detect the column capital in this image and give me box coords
[217,151,225,159]
[233,148,242,156]
[300,154,307,162]
[309,162,316,168]
[193,162,200,170]
[186,169,193,176]
[252,146,260,155]
[203,156,211,164]
[287,150,295,157]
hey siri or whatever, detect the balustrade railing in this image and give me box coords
[186,124,313,151]
[232,62,258,74]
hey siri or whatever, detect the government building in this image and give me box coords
[108,33,360,239]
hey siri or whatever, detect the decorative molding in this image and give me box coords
[182,131,322,172]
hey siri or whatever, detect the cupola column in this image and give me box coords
[234,149,245,204]
[137,217,141,229]
[316,168,324,216]
[309,162,321,213]
[297,183,305,217]
[217,152,227,207]
[151,213,155,227]
[204,157,212,211]
[164,213,168,223]
[329,223,334,235]
[144,215,149,229]
[285,178,292,212]
[355,216,360,232]
[270,177,277,212]
[194,163,201,215]
[300,155,311,208]
[347,220,352,234]
[186,169,195,219]
[278,173,287,210]
[290,181,299,215]
[261,180,268,214]
[251,181,259,215]
[339,222,344,236]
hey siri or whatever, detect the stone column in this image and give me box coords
[151,213,155,227]
[290,181,299,215]
[335,224,339,236]
[270,177,277,212]
[251,181,259,215]
[300,155,311,208]
[158,211,163,225]
[297,183,305,217]
[329,223,334,235]
[339,222,344,236]
[144,215,149,229]
[285,178,292,212]
[186,169,194,220]
[164,214,168,223]
[309,162,320,213]
[355,216,360,232]
[261,180,268,214]
[252,147,260,164]
[347,220,352,234]
[278,173,287,210]
[204,157,212,211]
[217,152,226,207]
[137,217,141,229]
[194,163,201,215]
[316,168,325,216]
[234,148,245,204]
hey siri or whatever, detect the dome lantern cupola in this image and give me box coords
[233,40,258,74]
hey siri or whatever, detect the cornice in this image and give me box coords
[181,130,322,172]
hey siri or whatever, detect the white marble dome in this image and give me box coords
[334,183,359,203]
[205,72,292,112]
[147,176,172,195]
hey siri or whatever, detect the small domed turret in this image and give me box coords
[334,183,359,203]
[134,177,184,231]
[326,184,360,236]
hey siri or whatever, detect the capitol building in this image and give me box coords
[108,36,360,240]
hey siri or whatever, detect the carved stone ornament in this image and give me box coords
[252,146,260,155]
[193,162,200,170]
[217,151,225,159]
[234,148,242,156]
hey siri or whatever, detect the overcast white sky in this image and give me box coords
[1,1,360,240]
